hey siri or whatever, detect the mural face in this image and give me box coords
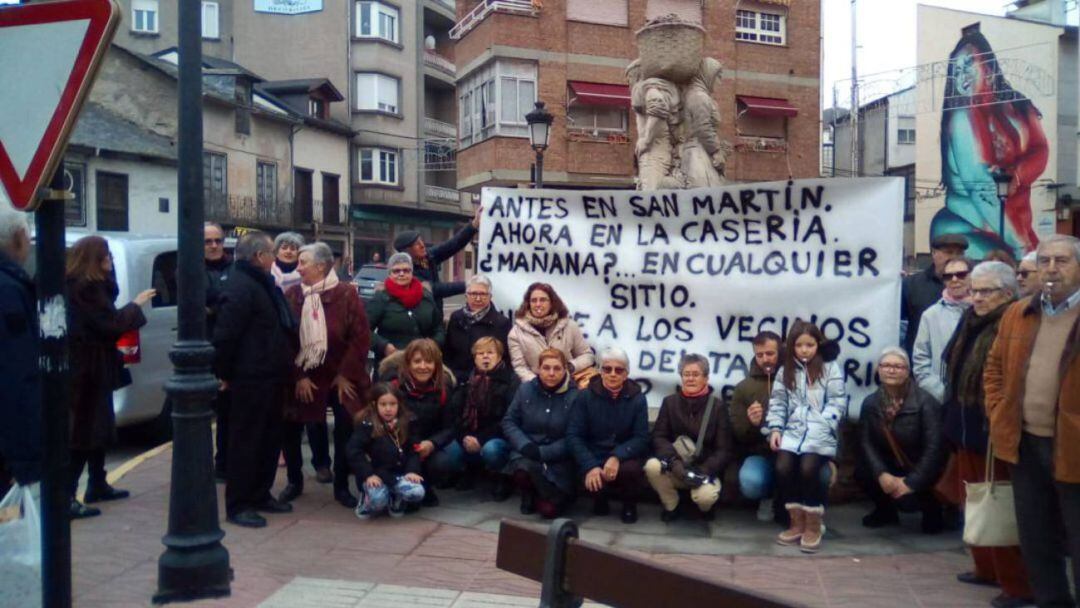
[932,28,1049,260]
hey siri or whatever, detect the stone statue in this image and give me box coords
[629,15,727,190]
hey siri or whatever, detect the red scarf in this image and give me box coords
[384,277,423,309]
[392,377,447,407]
[681,385,710,399]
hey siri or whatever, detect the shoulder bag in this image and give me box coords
[962,444,1018,547]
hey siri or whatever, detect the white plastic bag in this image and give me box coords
[0,484,42,607]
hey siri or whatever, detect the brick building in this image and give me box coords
[452,0,821,192]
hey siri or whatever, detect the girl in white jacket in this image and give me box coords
[765,320,847,553]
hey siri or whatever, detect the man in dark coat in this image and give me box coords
[902,233,968,355]
[213,231,297,528]
[0,209,39,493]
[393,206,482,314]
[443,274,511,383]
[204,222,232,480]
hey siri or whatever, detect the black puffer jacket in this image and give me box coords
[391,376,457,449]
[444,306,512,383]
[346,418,421,485]
[902,265,944,355]
[212,260,297,383]
[858,385,946,493]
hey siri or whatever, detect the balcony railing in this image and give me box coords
[450,0,538,40]
[424,117,457,139]
[206,192,297,228]
[425,185,463,205]
[438,0,456,9]
[423,50,456,75]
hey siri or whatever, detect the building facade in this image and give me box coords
[451,0,822,192]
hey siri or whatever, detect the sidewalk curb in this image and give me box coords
[105,440,172,486]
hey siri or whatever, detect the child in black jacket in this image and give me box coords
[346,383,425,518]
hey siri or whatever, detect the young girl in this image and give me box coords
[765,320,846,553]
[346,384,426,519]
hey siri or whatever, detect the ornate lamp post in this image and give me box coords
[994,172,1012,245]
[154,0,231,602]
[525,101,554,188]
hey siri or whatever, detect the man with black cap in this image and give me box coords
[394,206,483,314]
[902,233,968,355]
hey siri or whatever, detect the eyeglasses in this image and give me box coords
[1017,270,1034,278]
[601,365,627,374]
[466,291,490,298]
[878,363,908,371]
[390,268,411,275]
[971,287,1002,298]
[204,238,224,245]
[942,271,969,281]
[529,297,551,304]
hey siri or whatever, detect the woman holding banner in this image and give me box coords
[507,283,594,383]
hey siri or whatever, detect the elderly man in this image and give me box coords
[205,222,232,480]
[912,257,972,403]
[214,231,297,528]
[986,235,1080,607]
[567,348,649,524]
[0,207,39,493]
[443,274,512,383]
[393,206,482,314]
[902,233,968,354]
[1017,251,1040,298]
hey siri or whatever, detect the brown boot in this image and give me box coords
[800,505,824,553]
[777,503,805,546]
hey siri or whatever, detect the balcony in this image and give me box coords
[424,0,456,27]
[423,50,456,76]
[424,117,457,140]
[450,0,538,40]
[425,185,471,212]
[206,192,297,229]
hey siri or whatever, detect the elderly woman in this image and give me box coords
[507,282,594,382]
[502,348,580,519]
[645,353,732,521]
[912,257,972,403]
[1017,251,1040,297]
[271,232,304,292]
[66,236,156,518]
[368,253,445,363]
[939,261,1034,606]
[567,348,649,524]
[279,242,371,509]
[444,274,512,383]
[384,338,457,506]
[857,347,946,533]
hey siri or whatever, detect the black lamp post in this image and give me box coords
[154,0,231,602]
[994,173,1012,245]
[525,101,553,188]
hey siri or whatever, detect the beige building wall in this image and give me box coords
[915,5,1062,254]
[203,106,293,202]
[294,127,351,221]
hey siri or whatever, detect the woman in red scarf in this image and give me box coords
[367,252,445,367]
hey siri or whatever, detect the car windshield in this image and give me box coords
[355,266,388,281]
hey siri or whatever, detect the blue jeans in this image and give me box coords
[442,438,510,473]
[360,477,425,514]
[738,455,832,501]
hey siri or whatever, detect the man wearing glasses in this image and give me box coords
[443,274,511,383]
[986,235,1080,607]
[902,233,969,355]
[204,222,232,480]
[1016,251,1040,298]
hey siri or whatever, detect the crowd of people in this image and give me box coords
[2,201,1080,607]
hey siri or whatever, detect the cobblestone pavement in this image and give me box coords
[68,445,1003,607]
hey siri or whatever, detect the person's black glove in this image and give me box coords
[521,443,542,461]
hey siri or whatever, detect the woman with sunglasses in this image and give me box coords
[567,348,649,524]
[367,252,445,368]
[912,257,972,403]
[857,347,946,534]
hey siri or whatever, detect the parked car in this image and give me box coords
[30,231,232,438]
[353,263,387,302]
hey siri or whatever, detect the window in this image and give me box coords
[203,152,227,202]
[458,60,537,147]
[257,162,277,207]
[355,73,399,114]
[567,106,627,135]
[309,98,326,119]
[358,148,398,186]
[202,2,219,38]
[95,172,129,231]
[735,9,785,45]
[63,162,86,227]
[356,1,399,43]
[898,128,916,144]
[132,0,159,34]
[151,252,178,308]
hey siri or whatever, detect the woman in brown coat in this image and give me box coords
[66,236,155,519]
[279,242,371,509]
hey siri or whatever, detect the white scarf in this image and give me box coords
[295,271,340,371]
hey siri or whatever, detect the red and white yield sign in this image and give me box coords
[0,0,119,211]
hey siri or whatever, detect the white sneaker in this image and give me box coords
[354,503,375,520]
[756,498,774,522]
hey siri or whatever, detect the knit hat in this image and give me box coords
[394,230,421,252]
[930,233,969,251]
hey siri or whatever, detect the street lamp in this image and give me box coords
[525,101,553,188]
[154,0,231,603]
[994,172,1012,245]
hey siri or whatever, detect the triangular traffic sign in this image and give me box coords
[0,0,118,211]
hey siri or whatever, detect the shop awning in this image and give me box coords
[737,95,798,117]
[568,81,631,108]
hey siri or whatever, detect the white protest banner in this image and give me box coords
[477,178,904,417]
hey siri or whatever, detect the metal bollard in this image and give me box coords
[538,518,583,608]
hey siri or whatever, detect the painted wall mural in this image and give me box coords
[933,24,1049,260]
